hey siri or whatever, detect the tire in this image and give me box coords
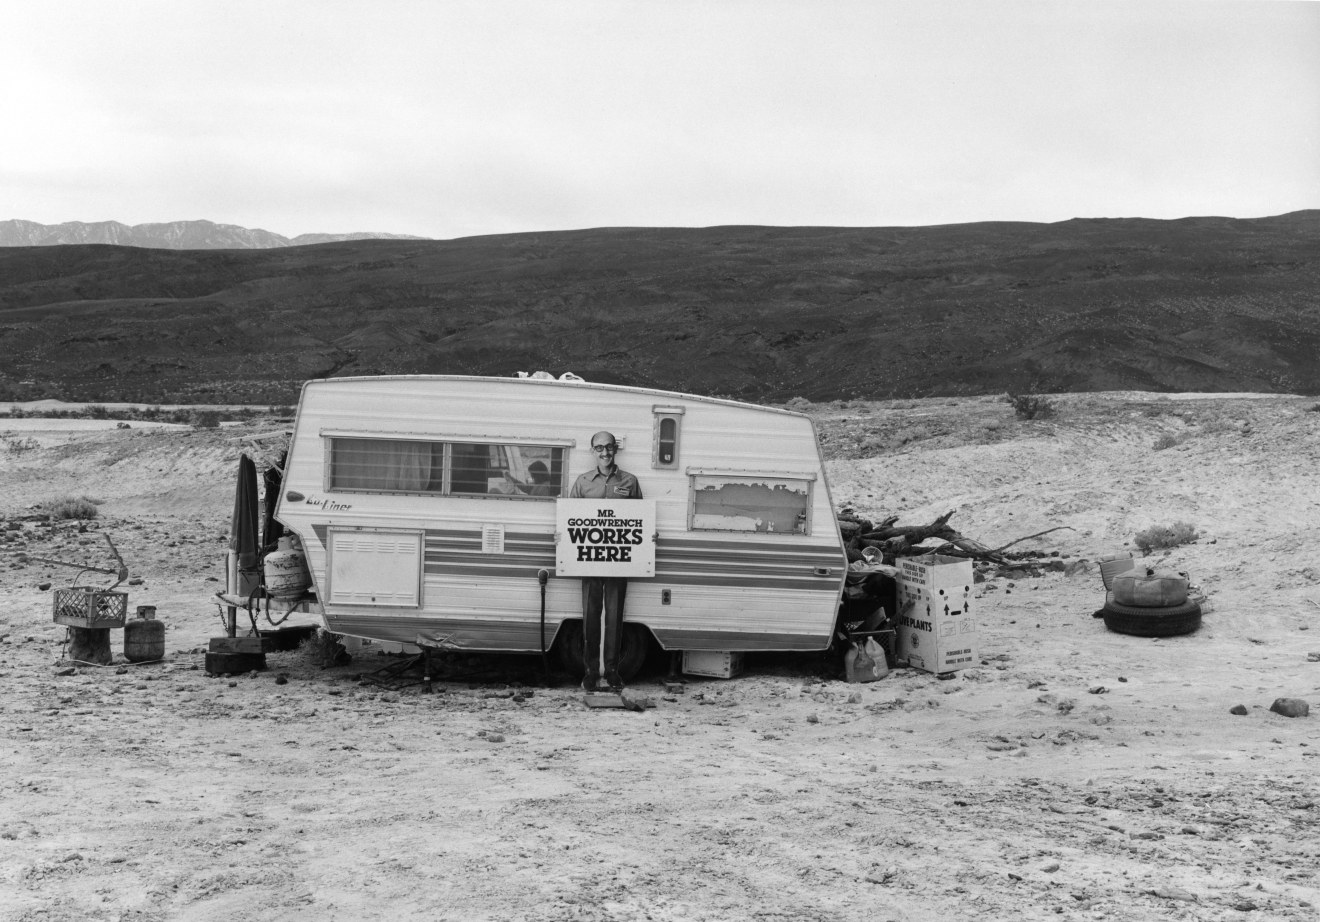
[555,620,586,676]
[1101,599,1202,638]
[554,620,651,681]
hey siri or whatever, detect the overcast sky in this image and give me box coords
[3,0,1316,240]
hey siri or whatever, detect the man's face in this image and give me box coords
[591,439,617,469]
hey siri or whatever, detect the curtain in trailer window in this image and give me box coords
[329,438,438,492]
[450,443,492,495]
[327,437,566,497]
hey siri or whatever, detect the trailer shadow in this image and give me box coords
[284,637,844,694]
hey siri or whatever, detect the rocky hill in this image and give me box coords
[0,219,428,250]
[1,212,1317,405]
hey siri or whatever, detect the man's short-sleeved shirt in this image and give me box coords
[568,466,643,500]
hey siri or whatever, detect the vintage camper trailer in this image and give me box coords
[275,375,847,677]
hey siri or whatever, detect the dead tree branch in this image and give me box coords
[845,510,1071,568]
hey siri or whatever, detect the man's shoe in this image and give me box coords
[605,672,624,692]
[582,675,600,692]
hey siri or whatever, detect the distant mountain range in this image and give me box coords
[0,219,429,249]
[1,212,1317,405]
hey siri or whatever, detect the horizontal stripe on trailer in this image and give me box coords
[649,572,840,592]
[420,557,842,581]
[323,614,827,654]
[418,567,839,593]
[425,551,556,568]
[325,614,568,651]
[424,538,842,563]
[659,536,843,555]
[427,534,553,548]
[422,528,839,557]
[325,527,842,558]
[423,530,841,554]
[660,543,841,560]
[650,628,831,653]
[653,558,840,578]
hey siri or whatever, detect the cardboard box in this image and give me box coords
[895,554,978,674]
[682,650,743,679]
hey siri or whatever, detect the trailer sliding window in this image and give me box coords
[327,437,566,498]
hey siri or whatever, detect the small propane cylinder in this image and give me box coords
[264,535,312,600]
[124,614,166,663]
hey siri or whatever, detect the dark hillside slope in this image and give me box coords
[1,212,1316,403]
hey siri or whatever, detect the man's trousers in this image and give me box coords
[581,576,627,680]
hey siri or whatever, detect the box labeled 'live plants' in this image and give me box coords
[895,554,978,674]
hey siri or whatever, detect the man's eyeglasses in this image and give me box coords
[592,444,617,453]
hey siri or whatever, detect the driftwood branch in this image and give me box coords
[860,509,957,544]
[992,526,1075,554]
[846,510,1071,568]
[20,531,129,588]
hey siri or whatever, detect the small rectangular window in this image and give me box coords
[327,437,565,498]
[689,474,812,534]
[652,406,684,469]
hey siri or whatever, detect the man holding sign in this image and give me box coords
[569,431,643,692]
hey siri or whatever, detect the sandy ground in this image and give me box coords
[2,393,1319,922]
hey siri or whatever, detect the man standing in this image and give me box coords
[569,431,642,692]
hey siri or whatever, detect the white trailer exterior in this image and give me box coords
[276,376,847,667]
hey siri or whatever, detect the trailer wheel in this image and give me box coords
[1101,599,1202,638]
[616,625,652,681]
[555,621,586,677]
[554,621,651,681]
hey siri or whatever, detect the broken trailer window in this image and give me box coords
[689,475,811,534]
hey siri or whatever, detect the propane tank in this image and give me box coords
[124,609,166,663]
[264,535,312,600]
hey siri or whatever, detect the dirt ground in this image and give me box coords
[2,392,1318,922]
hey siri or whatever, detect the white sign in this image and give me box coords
[481,524,505,554]
[555,499,656,577]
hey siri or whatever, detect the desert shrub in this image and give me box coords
[190,409,222,429]
[1134,521,1198,554]
[86,404,110,419]
[1006,392,1056,420]
[1152,433,1182,451]
[299,629,351,668]
[785,397,812,411]
[1308,403,1320,413]
[4,437,40,454]
[41,495,100,520]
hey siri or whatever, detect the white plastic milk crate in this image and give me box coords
[682,651,744,679]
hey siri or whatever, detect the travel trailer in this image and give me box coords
[275,375,848,678]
